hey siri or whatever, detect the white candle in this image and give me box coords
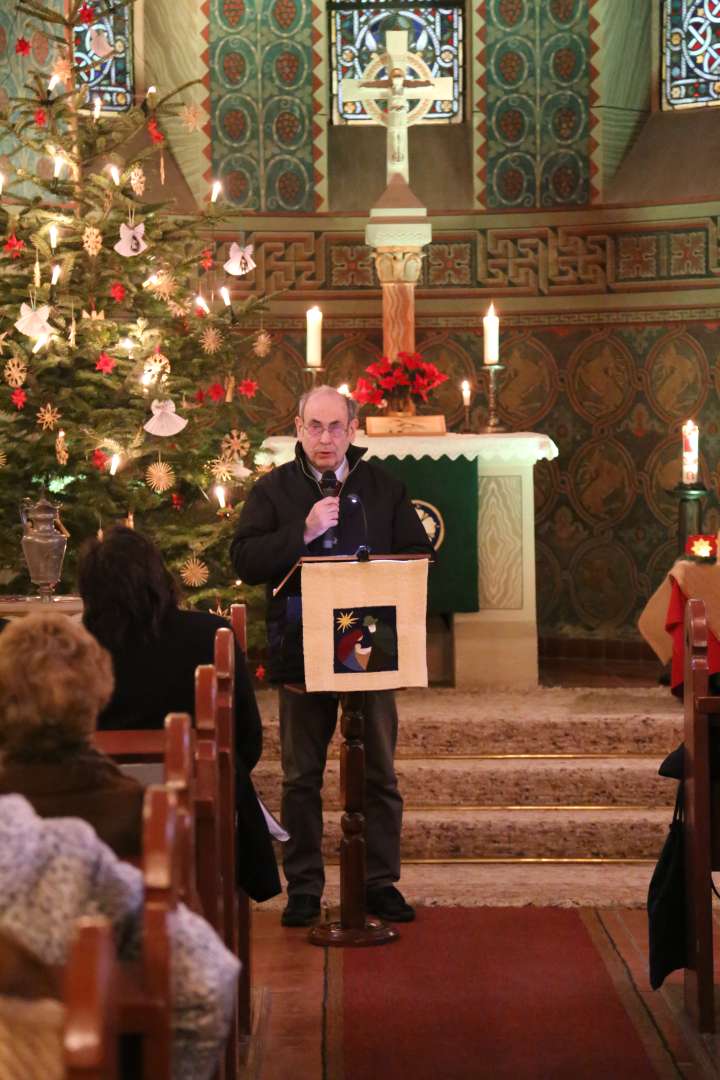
[109,453,121,476]
[220,286,231,306]
[195,293,210,314]
[211,180,222,203]
[483,303,499,365]
[51,264,61,286]
[461,379,471,407]
[109,164,120,186]
[53,155,63,179]
[215,484,226,509]
[306,306,322,368]
[682,419,699,485]
[93,96,102,120]
[49,224,58,250]
[48,74,61,92]
[0,172,4,196]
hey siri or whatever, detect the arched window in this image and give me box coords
[330,0,464,125]
[662,0,720,109]
[74,5,134,112]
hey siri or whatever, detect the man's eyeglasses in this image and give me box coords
[302,421,349,440]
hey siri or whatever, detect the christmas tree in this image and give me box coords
[0,0,272,643]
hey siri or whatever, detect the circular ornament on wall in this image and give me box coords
[643,434,685,526]
[263,97,307,151]
[218,0,247,30]
[492,95,533,145]
[215,37,253,90]
[219,154,258,208]
[496,334,558,427]
[547,0,580,28]
[568,537,637,630]
[542,91,586,144]
[492,152,536,207]
[645,331,708,422]
[270,0,302,36]
[544,32,586,84]
[264,42,307,91]
[266,157,310,211]
[492,39,534,89]
[566,332,635,426]
[568,438,636,527]
[540,150,585,205]
[494,0,527,29]
[215,92,257,149]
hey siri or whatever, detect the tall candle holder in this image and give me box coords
[305,365,325,387]
[673,481,708,555]
[461,401,473,433]
[480,363,507,434]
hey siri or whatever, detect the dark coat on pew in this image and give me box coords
[0,746,144,858]
[94,607,281,901]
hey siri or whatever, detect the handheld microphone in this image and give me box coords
[320,470,339,550]
[345,493,371,560]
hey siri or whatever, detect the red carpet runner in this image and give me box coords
[324,907,689,1079]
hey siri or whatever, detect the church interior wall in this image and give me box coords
[1,0,710,648]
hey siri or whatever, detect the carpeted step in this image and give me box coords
[256,687,682,758]
[256,862,656,910]
[252,756,676,810]
[313,807,671,861]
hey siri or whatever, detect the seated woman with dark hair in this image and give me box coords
[0,612,144,857]
[77,525,280,902]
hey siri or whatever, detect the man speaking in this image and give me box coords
[231,385,432,927]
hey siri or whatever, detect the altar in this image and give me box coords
[257,431,558,688]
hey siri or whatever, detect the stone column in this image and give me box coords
[365,174,431,361]
[373,247,423,359]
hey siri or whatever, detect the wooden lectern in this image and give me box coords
[275,554,429,946]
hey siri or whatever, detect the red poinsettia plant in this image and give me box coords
[352,351,448,410]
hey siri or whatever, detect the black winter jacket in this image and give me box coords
[230,442,433,683]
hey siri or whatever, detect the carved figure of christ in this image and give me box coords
[341,30,454,186]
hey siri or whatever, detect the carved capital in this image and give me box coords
[373,246,425,284]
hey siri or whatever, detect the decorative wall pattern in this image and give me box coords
[663,0,720,109]
[245,318,720,640]
[216,213,720,297]
[481,0,594,209]
[208,0,317,210]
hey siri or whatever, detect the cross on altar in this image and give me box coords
[341,30,454,185]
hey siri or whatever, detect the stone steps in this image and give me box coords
[313,807,670,861]
[254,686,681,903]
[252,756,676,811]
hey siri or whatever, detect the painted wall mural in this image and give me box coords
[480,0,595,208]
[242,317,720,641]
[208,0,316,210]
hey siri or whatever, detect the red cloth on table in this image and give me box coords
[666,577,720,689]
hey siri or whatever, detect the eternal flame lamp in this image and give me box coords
[20,495,68,601]
[673,420,708,555]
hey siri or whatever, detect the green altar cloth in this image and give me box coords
[379,455,479,614]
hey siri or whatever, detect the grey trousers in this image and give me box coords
[278,687,403,897]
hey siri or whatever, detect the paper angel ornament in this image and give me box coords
[143,398,188,437]
[223,242,255,277]
[114,222,148,257]
[15,303,52,340]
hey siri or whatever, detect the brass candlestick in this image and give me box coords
[305,365,325,387]
[461,402,473,433]
[481,363,507,434]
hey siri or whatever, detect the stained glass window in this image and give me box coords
[74,6,134,112]
[329,1,463,124]
[663,0,720,109]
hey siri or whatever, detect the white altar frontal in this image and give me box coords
[257,432,558,689]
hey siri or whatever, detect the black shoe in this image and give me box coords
[366,885,415,923]
[281,893,321,927]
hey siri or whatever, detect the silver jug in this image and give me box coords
[20,497,67,601]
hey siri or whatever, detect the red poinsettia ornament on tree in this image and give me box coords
[352,351,447,413]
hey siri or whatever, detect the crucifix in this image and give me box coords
[341,31,454,186]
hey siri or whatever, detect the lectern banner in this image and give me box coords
[301,558,428,692]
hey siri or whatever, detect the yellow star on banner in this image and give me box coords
[336,611,357,631]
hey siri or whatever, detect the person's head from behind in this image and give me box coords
[0,613,113,763]
[78,525,178,650]
[296,386,359,473]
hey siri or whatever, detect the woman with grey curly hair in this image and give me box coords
[0,612,144,857]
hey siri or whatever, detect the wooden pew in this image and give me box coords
[92,714,199,908]
[683,597,720,1032]
[229,605,253,1038]
[63,918,118,1080]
